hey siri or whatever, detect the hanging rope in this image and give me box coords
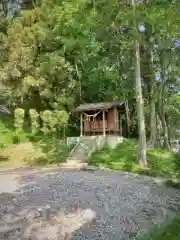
[83,110,102,121]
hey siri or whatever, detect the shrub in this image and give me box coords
[14,108,25,132]
[89,139,180,179]
[137,216,180,240]
[40,110,69,136]
[0,142,39,167]
[0,117,69,168]
[0,139,69,167]
[29,109,40,135]
[36,137,69,165]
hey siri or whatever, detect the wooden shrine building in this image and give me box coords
[74,101,128,136]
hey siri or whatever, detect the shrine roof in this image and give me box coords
[74,100,125,112]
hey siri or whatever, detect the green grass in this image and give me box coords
[0,120,29,147]
[89,139,180,179]
[0,137,69,168]
[137,217,180,240]
[0,120,69,168]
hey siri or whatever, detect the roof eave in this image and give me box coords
[74,102,125,112]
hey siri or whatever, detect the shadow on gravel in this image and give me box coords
[0,168,180,239]
[0,169,96,239]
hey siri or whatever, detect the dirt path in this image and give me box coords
[0,167,180,239]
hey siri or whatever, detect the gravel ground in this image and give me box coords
[0,168,180,240]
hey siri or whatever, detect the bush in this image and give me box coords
[14,108,25,132]
[29,109,40,135]
[137,216,180,240]
[0,119,69,168]
[0,119,30,145]
[12,132,20,144]
[35,137,69,165]
[89,139,180,179]
[0,139,69,167]
[0,142,40,167]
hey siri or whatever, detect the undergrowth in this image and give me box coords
[0,120,69,167]
[137,216,180,240]
[89,139,180,180]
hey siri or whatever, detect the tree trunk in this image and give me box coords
[165,115,171,147]
[149,46,157,147]
[132,0,147,167]
[158,53,170,150]
[140,24,156,148]
[158,110,170,150]
[155,113,161,148]
[150,98,156,147]
[135,41,147,166]
[1,0,8,16]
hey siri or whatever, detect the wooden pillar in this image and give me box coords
[120,115,122,136]
[80,113,83,136]
[102,110,106,136]
[114,107,118,135]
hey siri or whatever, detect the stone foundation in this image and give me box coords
[67,135,123,150]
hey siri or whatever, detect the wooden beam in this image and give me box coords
[102,110,106,136]
[80,113,83,136]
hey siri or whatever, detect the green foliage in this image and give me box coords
[90,139,137,170]
[0,117,69,167]
[89,139,180,179]
[137,217,180,240]
[0,0,179,170]
[14,108,25,132]
[33,137,69,165]
[147,148,180,178]
[40,110,69,135]
[0,0,179,142]
[29,109,39,134]
[0,135,69,167]
[0,119,28,145]
[12,132,20,144]
[0,0,99,113]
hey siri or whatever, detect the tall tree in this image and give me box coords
[132,0,147,166]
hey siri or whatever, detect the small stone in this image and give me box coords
[81,209,96,222]
[43,205,51,220]
[37,208,43,217]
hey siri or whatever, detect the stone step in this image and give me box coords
[66,137,100,165]
[59,161,88,170]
